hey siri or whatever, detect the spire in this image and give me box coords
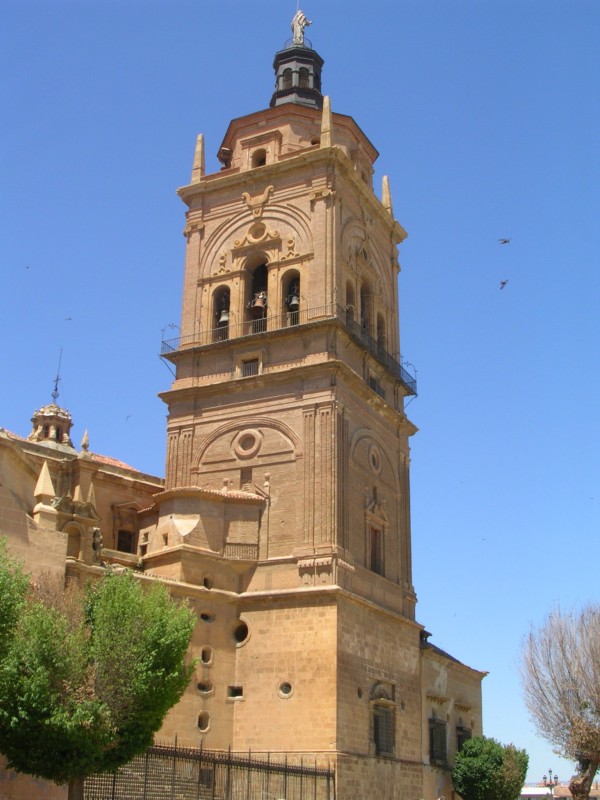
[191,134,205,184]
[270,11,324,110]
[382,176,394,216]
[33,460,58,527]
[320,96,332,148]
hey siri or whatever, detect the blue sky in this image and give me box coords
[2,0,598,785]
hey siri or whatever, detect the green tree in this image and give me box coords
[521,605,600,800]
[0,540,196,800]
[452,736,528,800]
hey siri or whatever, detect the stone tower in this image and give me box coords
[154,20,424,798]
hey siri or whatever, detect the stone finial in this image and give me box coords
[80,429,89,451]
[382,175,394,216]
[33,461,58,527]
[320,96,332,148]
[34,460,55,501]
[191,134,205,184]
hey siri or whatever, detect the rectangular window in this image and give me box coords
[373,705,395,756]
[228,686,244,698]
[117,529,135,554]
[369,527,384,576]
[241,358,259,377]
[456,726,472,752]
[429,719,448,764]
[240,467,252,489]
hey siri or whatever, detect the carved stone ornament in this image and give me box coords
[233,224,280,250]
[242,186,274,219]
[308,188,336,203]
[280,236,299,260]
[183,219,204,239]
[214,253,230,274]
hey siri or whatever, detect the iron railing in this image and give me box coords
[85,744,335,800]
[161,303,416,395]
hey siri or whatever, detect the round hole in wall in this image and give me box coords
[200,646,213,665]
[200,612,215,623]
[278,682,293,698]
[197,712,210,732]
[357,687,363,699]
[203,576,213,590]
[233,621,249,644]
[233,429,263,459]
[197,680,213,694]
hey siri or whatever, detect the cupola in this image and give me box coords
[28,401,74,447]
[270,10,324,110]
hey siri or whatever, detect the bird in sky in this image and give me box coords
[499,280,509,290]
[64,317,72,321]
[498,238,511,245]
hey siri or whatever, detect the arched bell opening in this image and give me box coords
[213,286,231,342]
[345,281,356,322]
[283,270,301,326]
[251,148,267,168]
[298,67,309,89]
[281,68,293,91]
[376,312,386,352]
[360,280,374,335]
[245,258,268,333]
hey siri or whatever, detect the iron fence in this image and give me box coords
[85,744,335,800]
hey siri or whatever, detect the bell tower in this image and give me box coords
[155,15,423,798]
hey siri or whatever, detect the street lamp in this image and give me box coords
[543,769,559,797]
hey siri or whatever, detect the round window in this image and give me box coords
[233,621,249,644]
[278,681,293,698]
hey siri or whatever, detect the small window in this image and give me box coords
[200,612,215,623]
[197,712,210,732]
[373,704,395,756]
[371,683,395,757]
[233,621,249,644]
[368,527,384,576]
[117,530,135,554]
[429,718,448,764]
[251,149,267,168]
[241,358,259,377]
[240,466,252,489]
[298,67,309,88]
[200,647,213,665]
[456,725,472,752]
[197,680,213,694]
[228,685,244,698]
[282,68,292,90]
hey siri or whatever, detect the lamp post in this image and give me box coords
[543,769,559,797]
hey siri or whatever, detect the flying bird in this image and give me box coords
[64,317,72,321]
[499,280,508,290]
[498,238,511,245]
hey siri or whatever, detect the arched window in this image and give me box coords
[213,286,231,342]
[376,313,386,352]
[346,281,356,322]
[283,271,301,326]
[251,149,267,168]
[298,67,309,88]
[360,280,373,334]
[282,68,292,90]
[246,259,268,333]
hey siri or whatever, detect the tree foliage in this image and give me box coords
[452,736,528,800]
[0,542,195,795]
[521,604,600,800]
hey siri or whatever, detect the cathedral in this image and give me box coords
[0,16,485,800]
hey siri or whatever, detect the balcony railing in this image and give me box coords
[161,303,417,395]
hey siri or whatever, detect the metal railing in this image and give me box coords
[161,303,416,395]
[85,743,335,800]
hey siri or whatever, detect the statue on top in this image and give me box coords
[291,9,311,45]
